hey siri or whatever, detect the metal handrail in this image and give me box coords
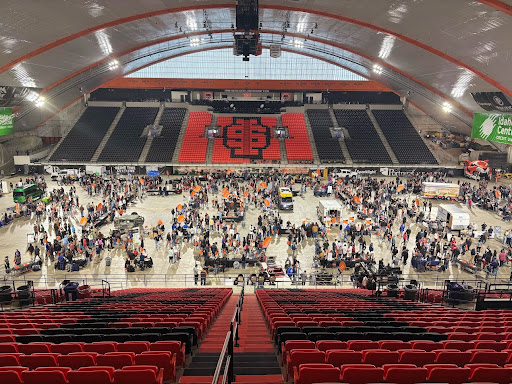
[211,286,244,384]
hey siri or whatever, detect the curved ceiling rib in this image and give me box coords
[0,4,507,98]
[33,45,465,135]
[475,0,512,16]
[38,29,471,118]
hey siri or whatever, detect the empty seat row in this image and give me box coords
[0,364,164,384]
[293,362,512,384]
[306,109,344,163]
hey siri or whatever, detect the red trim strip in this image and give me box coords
[41,29,470,117]
[475,0,512,16]
[1,4,508,97]
[0,4,233,74]
[34,45,391,130]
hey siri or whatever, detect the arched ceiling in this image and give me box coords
[5,0,512,133]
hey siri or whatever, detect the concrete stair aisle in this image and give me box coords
[171,109,190,163]
[91,105,126,162]
[303,112,320,164]
[338,137,353,165]
[206,139,214,164]
[367,109,400,165]
[138,104,165,163]
[179,293,283,384]
[279,140,288,164]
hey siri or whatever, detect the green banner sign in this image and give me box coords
[0,107,13,135]
[472,113,512,144]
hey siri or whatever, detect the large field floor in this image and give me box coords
[0,175,510,290]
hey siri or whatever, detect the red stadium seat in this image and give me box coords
[426,367,470,384]
[468,367,512,384]
[50,342,84,354]
[326,350,363,366]
[136,351,176,382]
[293,363,340,384]
[117,342,150,354]
[96,352,134,369]
[68,370,113,384]
[0,370,23,384]
[113,368,163,384]
[316,340,347,352]
[83,342,118,354]
[363,350,400,366]
[22,370,67,384]
[340,366,384,384]
[19,353,58,370]
[384,367,428,384]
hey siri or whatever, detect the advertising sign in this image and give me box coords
[270,45,281,58]
[0,107,13,135]
[472,113,512,145]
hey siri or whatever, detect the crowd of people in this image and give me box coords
[2,168,512,289]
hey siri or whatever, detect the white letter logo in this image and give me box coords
[479,115,496,140]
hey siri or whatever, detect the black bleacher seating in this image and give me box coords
[306,109,344,163]
[146,108,186,163]
[334,109,392,164]
[372,109,438,164]
[50,107,119,162]
[98,107,158,163]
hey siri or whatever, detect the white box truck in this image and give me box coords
[436,204,470,231]
[317,200,343,225]
[85,165,106,176]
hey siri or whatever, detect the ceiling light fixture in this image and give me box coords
[373,64,383,75]
[442,101,453,113]
[108,60,119,70]
[35,96,46,108]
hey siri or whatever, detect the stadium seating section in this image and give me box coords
[50,107,120,162]
[281,113,313,163]
[178,112,211,163]
[333,109,392,164]
[258,289,512,384]
[98,107,159,163]
[0,288,231,384]
[212,116,280,163]
[306,109,344,163]
[146,108,186,163]
[372,109,438,164]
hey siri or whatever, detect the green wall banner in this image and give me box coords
[0,107,13,135]
[472,113,512,144]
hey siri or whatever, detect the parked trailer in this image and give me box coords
[422,182,460,199]
[436,204,470,231]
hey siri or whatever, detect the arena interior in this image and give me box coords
[1,1,512,383]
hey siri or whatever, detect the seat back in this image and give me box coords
[348,340,379,351]
[136,351,175,382]
[117,341,149,354]
[113,369,158,384]
[326,350,362,366]
[340,367,384,384]
[96,352,134,369]
[434,351,471,366]
[469,367,512,384]
[19,353,57,370]
[316,340,347,352]
[379,341,412,351]
[470,350,508,365]
[426,367,470,384]
[363,350,400,366]
[399,351,436,366]
[57,354,95,369]
[17,343,51,354]
[50,342,84,354]
[410,341,442,352]
[384,367,428,384]
[83,342,117,354]
[22,370,67,384]
[68,370,112,384]
[0,370,23,384]
[297,365,340,384]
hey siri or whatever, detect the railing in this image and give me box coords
[3,271,508,292]
[212,286,244,384]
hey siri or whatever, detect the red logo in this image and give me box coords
[222,117,272,159]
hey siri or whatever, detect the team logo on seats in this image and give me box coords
[223,117,272,159]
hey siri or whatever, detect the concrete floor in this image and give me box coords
[0,175,510,291]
